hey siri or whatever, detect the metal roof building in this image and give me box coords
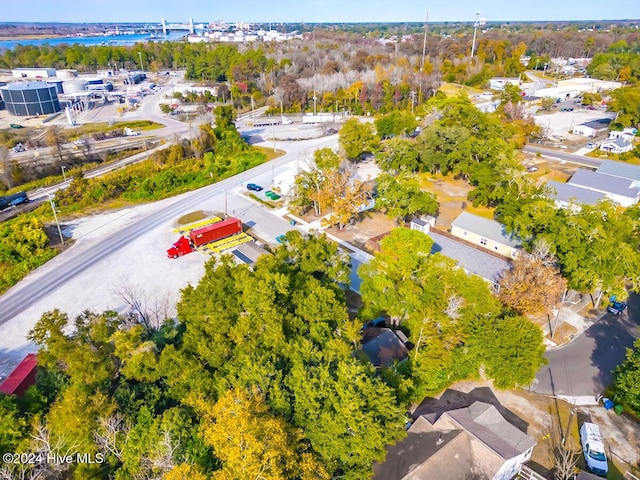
[568,169,640,207]
[597,160,640,183]
[546,180,606,208]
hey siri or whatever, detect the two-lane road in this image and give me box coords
[0,135,337,326]
[533,294,640,400]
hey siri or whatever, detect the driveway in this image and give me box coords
[533,294,640,400]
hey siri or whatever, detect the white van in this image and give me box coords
[580,422,608,476]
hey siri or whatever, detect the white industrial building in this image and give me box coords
[534,78,622,99]
[11,68,56,79]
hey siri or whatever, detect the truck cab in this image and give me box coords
[167,236,193,258]
[580,422,608,476]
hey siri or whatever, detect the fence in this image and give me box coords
[517,464,547,480]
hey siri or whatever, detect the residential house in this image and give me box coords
[546,180,606,210]
[360,328,409,367]
[572,118,613,138]
[596,159,640,184]
[374,392,536,480]
[607,128,637,143]
[427,231,512,291]
[450,212,521,258]
[489,77,520,91]
[599,137,633,154]
[568,169,640,207]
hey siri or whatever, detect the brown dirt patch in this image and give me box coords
[545,322,578,346]
[326,212,398,251]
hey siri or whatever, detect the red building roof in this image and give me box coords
[0,353,38,396]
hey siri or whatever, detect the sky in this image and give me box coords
[6,0,640,24]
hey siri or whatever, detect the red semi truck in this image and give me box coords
[167,218,242,258]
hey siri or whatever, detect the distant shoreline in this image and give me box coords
[0,34,67,40]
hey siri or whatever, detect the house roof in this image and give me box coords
[373,430,471,480]
[361,328,409,367]
[546,180,606,206]
[450,212,520,248]
[444,401,537,460]
[578,118,612,130]
[427,232,512,284]
[568,169,640,199]
[0,354,37,396]
[597,159,640,182]
[600,137,632,149]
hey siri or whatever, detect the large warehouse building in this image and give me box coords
[0,82,62,116]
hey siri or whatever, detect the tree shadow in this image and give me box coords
[586,293,640,394]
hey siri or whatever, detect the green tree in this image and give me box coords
[339,118,379,160]
[375,173,438,223]
[613,339,640,415]
[374,110,417,138]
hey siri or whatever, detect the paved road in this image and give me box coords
[0,135,337,325]
[523,144,602,168]
[533,294,640,398]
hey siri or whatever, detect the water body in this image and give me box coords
[0,32,186,50]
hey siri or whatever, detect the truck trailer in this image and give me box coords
[167,218,243,258]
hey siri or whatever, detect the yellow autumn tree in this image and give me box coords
[189,388,328,480]
[498,256,567,316]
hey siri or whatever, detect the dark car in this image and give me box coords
[607,301,628,316]
[363,317,386,329]
[246,183,263,191]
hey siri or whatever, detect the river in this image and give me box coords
[0,32,187,50]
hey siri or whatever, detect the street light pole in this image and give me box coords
[137,52,144,73]
[61,165,67,184]
[470,11,481,58]
[48,194,64,246]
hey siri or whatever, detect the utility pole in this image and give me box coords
[470,11,481,58]
[137,51,144,73]
[48,194,64,246]
[313,89,317,116]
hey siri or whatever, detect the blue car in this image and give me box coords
[276,234,287,244]
[607,301,628,316]
[246,183,263,191]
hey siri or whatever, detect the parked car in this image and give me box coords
[607,301,628,316]
[560,107,574,112]
[246,183,263,191]
[276,234,287,244]
[587,106,597,110]
[73,138,88,146]
[363,317,386,329]
[12,143,25,153]
[527,166,539,172]
[586,143,596,149]
[10,123,24,129]
[326,128,338,135]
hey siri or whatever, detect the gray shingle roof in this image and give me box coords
[568,169,640,199]
[451,211,521,248]
[445,401,536,460]
[600,137,632,149]
[361,328,409,367]
[597,160,640,182]
[373,430,470,480]
[427,231,512,283]
[546,180,606,206]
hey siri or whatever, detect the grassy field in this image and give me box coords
[73,120,164,138]
[439,82,485,97]
[253,145,286,161]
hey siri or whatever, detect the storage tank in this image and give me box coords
[0,82,61,116]
[46,79,65,94]
[62,79,87,94]
[56,69,77,79]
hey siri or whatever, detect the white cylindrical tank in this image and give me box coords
[62,79,87,94]
[56,69,78,79]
